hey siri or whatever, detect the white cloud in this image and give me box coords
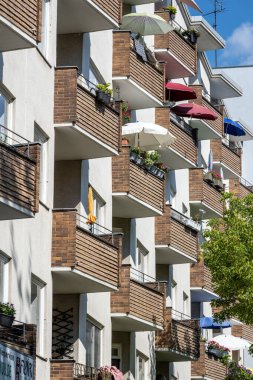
[220,23,253,65]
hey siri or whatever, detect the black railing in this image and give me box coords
[170,111,196,139]
[171,208,201,231]
[130,267,163,292]
[0,320,36,354]
[74,363,113,380]
[0,124,32,159]
[240,177,253,192]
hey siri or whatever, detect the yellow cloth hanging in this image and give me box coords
[86,186,97,224]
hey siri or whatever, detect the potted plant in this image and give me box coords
[163,5,177,20]
[122,137,129,146]
[182,28,200,44]
[96,83,113,105]
[130,146,144,165]
[0,302,16,327]
[122,100,131,125]
[207,341,230,358]
[204,171,214,183]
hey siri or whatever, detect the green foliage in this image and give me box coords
[96,83,113,95]
[0,302,16,317]
[130,146,142,155]
[182,28,200,37]
[203,192,253,324]
[225,361,253,379]
[163,5,177,14]
[144,151,160,166]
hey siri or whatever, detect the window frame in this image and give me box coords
[31,275,46,356]
[86,317,103,368]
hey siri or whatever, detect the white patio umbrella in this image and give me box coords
[178,0,202,12]
[210,335,250,351]
[121,13,173,36]
[122,122,176,150]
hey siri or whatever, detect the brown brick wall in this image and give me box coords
[156,307,200,359]
[94,0,122,24]
[50,360,74,380]
[189,168,204,202]
[52,210,119,288]
[190,261,214,294]
[0,142,39,214]
[154,12,197,77]
[192,343,227,380]
[113,31,164,103]
[155,204,171,246]
[155,108,197,165]
[211,139,241,176]
[0,0,42,43]
[111,265,165,328]
[232,324,253,343]
[230,179,253,197]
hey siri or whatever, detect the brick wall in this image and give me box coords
[190,261,214,294]
[232,324,253,343]
[192,342,227,380]
[230,179,253,197]
[113,31,164,102]
[154,12,197,78]
[155,204,171,246]
[211,139,241,176]
[0,0,42,43]
[50,360,75,380]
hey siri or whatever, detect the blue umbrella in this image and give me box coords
[199,317,231,329]
[224,118,246,137]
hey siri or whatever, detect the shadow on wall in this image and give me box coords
[0,53,3,81]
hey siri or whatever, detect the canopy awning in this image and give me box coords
[165,82,197,102]
[172,103,218,120]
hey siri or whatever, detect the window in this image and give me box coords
[136,353,147,380]
[31,275,46,356]
[137,241,148,275]
[111,344,122,370]
[232,350,240,363]
[93,191,105,228]
[34,125,49,205]
[0,252,10,303]
[86,319,102,368]
[39,0,51,58]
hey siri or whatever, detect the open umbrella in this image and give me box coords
[224,118,246,137]
[121,13,173,36]
[200,317,231,329]
[165,82,197,102]
[86,186,96,225]
[178,0,202,12]
[172,103,218,120]
[122,122,176,150]
[210,335,250,351]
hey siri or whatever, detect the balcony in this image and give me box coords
[156,308,200,362]
[211,139,241,179]
[112,31,164,110]
[0,127,40,220]
[0,0,41,52]
[0,320,36,356]
[154,12,197,79]
[189,86,223,140]
[57,0,121,34]
[112,146,164,218]
[51,209,120,294]
[155,206,199,265]
[156,108,198,169]
[189,168,223,219]
[111,266,165,331]
[51,361,114,380]
[192,342,227,380]
[190,261,218,302]
[54,67,121,160]
[230,178,253,198]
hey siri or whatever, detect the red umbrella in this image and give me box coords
[165,82,197,102]
[172,103,218,120]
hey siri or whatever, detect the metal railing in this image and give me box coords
[0,320,36,353]
[240,177,253,192]
[170,111,196,139]
[171,309,192,321]
[0,124,32,159]
[171,208,201,231]
[76,213,117,247]
[222,137,241,155]
[74,363,113,380]
[130,267,164,292]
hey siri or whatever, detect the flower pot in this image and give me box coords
[122,138,129,146]
[96,90,111,105]
[169,12,176,21]
[190,33,198,45]
[214,179,223,189]
[208,348,224,358]
[149,165,159,176]
[130,151,139,163]
[144,164,152,171]
[156,169,165,179]
[204,172,213,183]
[0,313,14,328]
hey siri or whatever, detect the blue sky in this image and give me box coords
[189,0,253,67]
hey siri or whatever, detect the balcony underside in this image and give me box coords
[156,348,197,362]
[190,119,221,140]
[54,124,118,160]
[156,246,196,265]
[155,50,195,80]
[213,162,239,180]
[0,17,36,52]
[189,201,222,219]
[113,193,163,218]
[57,0,118,34]
[0,197,34,220]
[111,313,163,332]
[112,78,163,110]
[191,288,218,302]
[158,147,196,170]
[52,268,118,294]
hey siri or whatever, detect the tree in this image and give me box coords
[203,192,253,324]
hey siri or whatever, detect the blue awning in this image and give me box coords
[224,118,246,137]
[200,316,231,329]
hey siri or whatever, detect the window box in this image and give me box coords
[0,313,14,328]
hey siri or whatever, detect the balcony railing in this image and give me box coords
[229,178,253,198]
[111,265,166,331]
[112,145,164,218]
[112,31,164,109]
[0,320,36,356]
[0,125,40,220]
[154,12,197,79]
[192,342,227,380]
[211,138,241,178]
[0,0,41,52]
[54,67,121,160]
[74,363,113,379]
[52,209,120,293]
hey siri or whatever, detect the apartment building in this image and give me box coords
[0,1,252,380]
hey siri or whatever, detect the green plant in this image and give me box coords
[122,100,131,124]
[163,5,177,14]
[96,83,113,96]
[144,151,160,166]
[225,361,253,379]
[0,302,16,317]
[130,146,142,155]
[183,28,200,37]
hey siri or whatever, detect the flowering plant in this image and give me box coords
[0,302,16,317]
[209,171,222,180]
[207,341,230,354]
[225,361,253,379]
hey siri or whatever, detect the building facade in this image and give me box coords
[0,1,252,380]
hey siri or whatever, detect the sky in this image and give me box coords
[189,0,253,67]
